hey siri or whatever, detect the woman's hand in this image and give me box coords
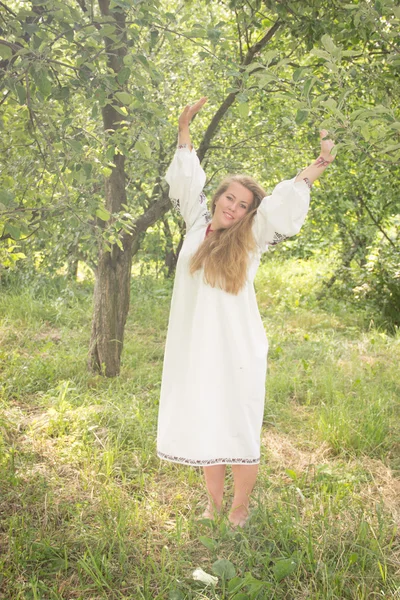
[295,130,336,187]
[178,97,208,132]
[319,129,335,163]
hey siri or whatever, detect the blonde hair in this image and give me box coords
[189,175,266,295]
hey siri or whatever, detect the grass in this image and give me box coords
[0,257,399,599]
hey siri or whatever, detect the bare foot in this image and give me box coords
[228,505,249,528]
[202,503,222,520]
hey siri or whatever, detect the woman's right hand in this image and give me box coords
[178,97,208,131]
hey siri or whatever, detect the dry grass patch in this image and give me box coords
[262,429,333,476]
[262,428,400,525]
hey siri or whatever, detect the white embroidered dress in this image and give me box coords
[157,147,310,466]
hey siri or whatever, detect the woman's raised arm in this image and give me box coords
[178,97,208,149]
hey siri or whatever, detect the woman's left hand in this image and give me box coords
[178,97,208,131]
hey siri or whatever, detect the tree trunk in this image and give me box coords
[88,147,133,375]
[89,234,132,376]
[163,217,184,277]
[88,0,131,376]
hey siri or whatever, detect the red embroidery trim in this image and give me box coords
[205,223,214,237]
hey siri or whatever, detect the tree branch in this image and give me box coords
[0,226,40,242]
[357,195,398,251]
[0,1,17,17]
[123,182,171,247]
[75,0,88,13]
[197,20,282,162]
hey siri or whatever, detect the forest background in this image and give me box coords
[0,0,399,598]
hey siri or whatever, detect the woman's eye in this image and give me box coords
[240,204,247,209]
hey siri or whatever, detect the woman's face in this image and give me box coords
[212,182,254,230]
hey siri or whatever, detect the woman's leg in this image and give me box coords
[229,464,259,526]
[202,464,226,517]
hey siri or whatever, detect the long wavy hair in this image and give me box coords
[189,175,266,295]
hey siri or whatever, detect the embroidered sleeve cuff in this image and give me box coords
[295,169,312,190]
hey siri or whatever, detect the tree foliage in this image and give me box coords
[0,0,399,369]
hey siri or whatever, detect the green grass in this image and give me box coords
[0,258,399,599]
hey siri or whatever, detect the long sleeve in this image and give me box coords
[165,147,210,230]
[252,177,310,251]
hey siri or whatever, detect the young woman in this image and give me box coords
[157,97,335,527]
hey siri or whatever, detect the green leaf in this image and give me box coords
[109,0,132,9]
[101,167,113,178]
[115,91,133,105]
[342,50,361,57]
[58,86,70,100]
[381,143,400,154]
[348,552,358,565]
[285,469,297,480]
[117,67,131,85]
[324,98,337,110]
[263,49,278,65]
[113,105,128,116]
[169,591,184,600]
[15,84,27,105]
[64,28,74,43]
[227,576,245,592]
[83,162,93,177]
[238,102,249,118]
[4,223,21,240]
[303,77,316,98]
[256,73,275,88]
[0,190,15,206]
[96,207,111,221]
[246,62,264,74]
[321,34,338,55]
[293,67,306,82]
[136,54,150,69]
[295,109,309,125]
[68,140,82,153]
[232,595,250,600]
[330,145,338,158]
[273,558,297,582]
[115,236,123,250]
[242,573,265,594]
[37,69,52,97]
[135,140,151,159]
[187,27,207,38]
[0,44,12,60]
[212,559,236,580]
[310,49,331,61]
[361,125,370,141]
[100,24,117,37]
[199,536,217,551]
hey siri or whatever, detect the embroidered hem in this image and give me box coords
[157,451,260,466]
